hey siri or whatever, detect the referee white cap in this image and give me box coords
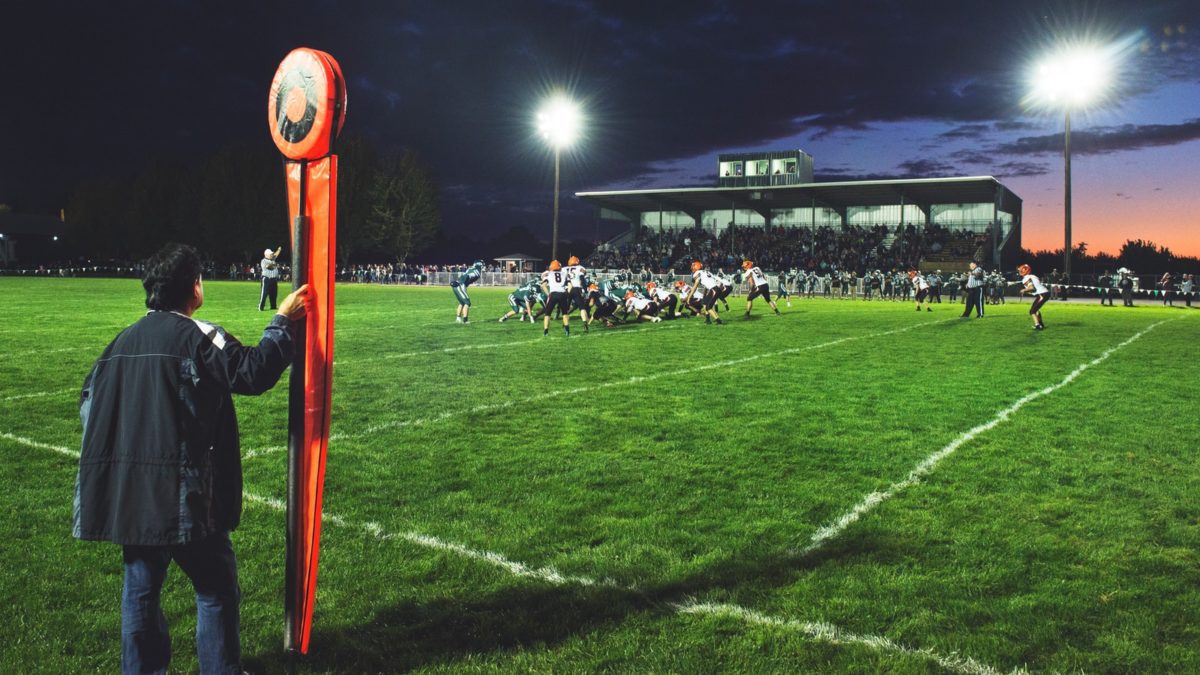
[264,248,274,258]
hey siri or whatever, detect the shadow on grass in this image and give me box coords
[245,532,898,673]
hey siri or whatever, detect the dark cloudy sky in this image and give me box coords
[3,0,1198,254]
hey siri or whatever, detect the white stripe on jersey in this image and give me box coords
[192,319,227,350]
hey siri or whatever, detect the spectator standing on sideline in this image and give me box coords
[1118,267,1135,307]
[259,246,282,311]
[1180,274,1194,307]
[961,261,986,318]
[73,243,310,674]
[1098,270,1115,306]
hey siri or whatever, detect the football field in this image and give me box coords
[1,277,1197,673]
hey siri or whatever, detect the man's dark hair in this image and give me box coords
[143,243,203,311]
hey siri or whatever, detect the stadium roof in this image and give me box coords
[576,176,1021,218]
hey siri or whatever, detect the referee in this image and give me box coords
[961,261,985,318]
[259,247,281,311]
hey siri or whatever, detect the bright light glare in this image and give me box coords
[536,95,582,149]
[1030,45,1113,108]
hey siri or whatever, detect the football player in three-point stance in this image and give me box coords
[645,281,678,319]
[541,260,573,337]
[585,283,621,328]
[682,261,724,325]
[742,260,782,317]
[623,290,663,323]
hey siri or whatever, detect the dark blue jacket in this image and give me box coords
[73,311,294,546]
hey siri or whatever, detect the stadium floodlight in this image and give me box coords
[1027,44,1114,283]
[536,94,582,261]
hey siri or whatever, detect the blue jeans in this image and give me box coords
[121,531,241,674]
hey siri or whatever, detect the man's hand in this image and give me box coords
[277,284,311,320]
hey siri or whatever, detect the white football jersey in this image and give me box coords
[625,296,651,312]
[1022,274,1049,295]
[542,268,569,293]
[911,274,929,291]
[649,286,671,302]
[693,269,719,290]
[746,266,768,287]
[564,264,587,288]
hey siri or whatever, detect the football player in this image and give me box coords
[645,281,678,319]
[541,260,573,336]
[909,269,932,312]
[742,260,782,317]
[586,283,621,328]
[1016,263,1049,330]
[682,261,724,324]
[624,290,663,322]
[451,260,484,323]
[564,255,591,332]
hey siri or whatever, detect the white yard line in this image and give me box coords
[244,318,951,459]
[796,317,1177,557]
[676,601,1020,675]
[241,492,622,588]
[3,387,76,402]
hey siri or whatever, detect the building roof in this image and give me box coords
[494,253,543,261]
[576,176,1021,216]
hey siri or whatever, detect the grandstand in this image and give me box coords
[576,150,1022,273]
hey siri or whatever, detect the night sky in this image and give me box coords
[3,1,1198,255]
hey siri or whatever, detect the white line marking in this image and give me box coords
[676,601,1019,675]
[244,318,952,459]
[3,387,76,402]
[796,318,1177,557]
[0,432,78,458]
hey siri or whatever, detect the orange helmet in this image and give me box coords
[1017,263,1031,275]
[674,280,685,289]
[549,260,561,271]
[690,261,703,272]
[567,255,579,266]
[742,260,753,269]
[646,281,657,290]
[624,290,635,299]
[587,282,598,290]
[907,269,917,278]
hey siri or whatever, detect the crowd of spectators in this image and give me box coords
[587,223,987,276]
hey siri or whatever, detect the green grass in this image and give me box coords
[1,277,1197,673]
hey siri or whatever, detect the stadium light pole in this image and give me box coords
[537,95,581,262]
[1029,46,1111,283]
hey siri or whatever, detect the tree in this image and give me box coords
[365,149,440,264]
[331,135,379,265]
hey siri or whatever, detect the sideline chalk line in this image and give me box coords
[243,318,952,458]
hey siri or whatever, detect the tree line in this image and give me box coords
[63,135,440,265]
[1018,240,1199,278]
